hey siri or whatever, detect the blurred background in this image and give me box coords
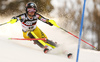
[0,0,100,51]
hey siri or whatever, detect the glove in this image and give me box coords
[47,22,53,26]
[8,17,17,24]
[48,20,60,28]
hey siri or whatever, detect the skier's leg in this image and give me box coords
[23,26,57,49]
[23,31,30,39]
[28,32,45,48]
[33,27,57,48]
[33,26,48,39]
[22,29,46,48]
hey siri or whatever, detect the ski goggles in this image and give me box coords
[27,8,36,12]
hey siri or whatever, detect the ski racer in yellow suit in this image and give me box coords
[8,2,57,53]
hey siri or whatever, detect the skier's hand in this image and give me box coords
[47,22,53,26]
[49,20,60,28]
[8,17,17,24]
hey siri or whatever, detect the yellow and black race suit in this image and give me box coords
[13,13,56,48]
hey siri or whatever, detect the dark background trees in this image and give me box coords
[0,0,53,16]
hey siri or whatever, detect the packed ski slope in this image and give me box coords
[0,17,100,62]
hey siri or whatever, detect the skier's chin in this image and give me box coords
[28,14,34,17]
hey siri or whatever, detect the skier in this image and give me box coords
[7,2,72,58]
[8,2,57,53]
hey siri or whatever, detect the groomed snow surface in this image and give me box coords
[0,19,100,62]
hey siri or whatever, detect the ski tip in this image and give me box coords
[8,38,11,40]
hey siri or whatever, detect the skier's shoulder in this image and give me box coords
[16,13,26,17]
[35,12,40,18]
[35,12,41,15]
[35,12,44,18]
[15,13,26,20]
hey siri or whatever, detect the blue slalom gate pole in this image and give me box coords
[76,0,86,62]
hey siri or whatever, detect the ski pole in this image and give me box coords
[60,27,97,49]
[51,21,97,49]
[9,38,47,41]
[0,22,10,26]
[0,22,7,26]
[60,27,96,49]
[9,37,56,48]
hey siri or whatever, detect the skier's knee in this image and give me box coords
[28,32,34,38]
[28,32,45,48]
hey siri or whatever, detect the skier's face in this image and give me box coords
[27,8,36,16]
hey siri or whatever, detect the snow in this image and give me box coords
[0,17,100,62]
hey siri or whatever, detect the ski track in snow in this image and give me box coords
[0,18,100,62]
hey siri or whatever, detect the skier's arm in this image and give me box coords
[8,13,24,24]
[36,13,58,27]
[36,13,53,26]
